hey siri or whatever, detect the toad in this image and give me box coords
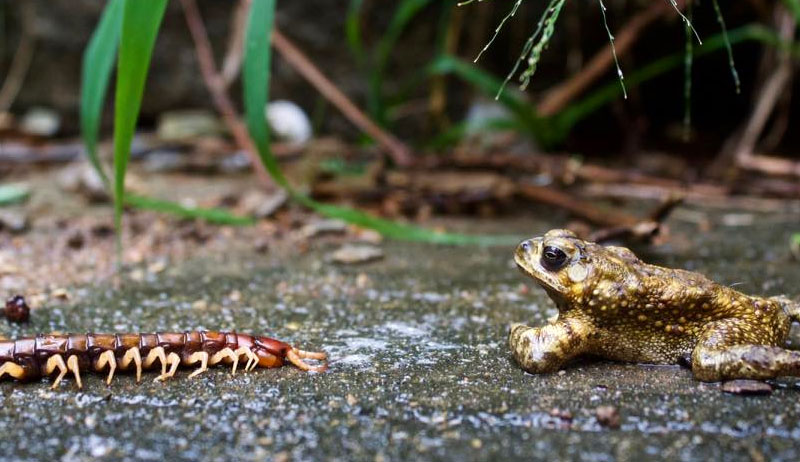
[509,229,800,381]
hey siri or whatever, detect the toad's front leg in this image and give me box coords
[509,317,593,374]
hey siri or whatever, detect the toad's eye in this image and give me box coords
[541,246,568,271]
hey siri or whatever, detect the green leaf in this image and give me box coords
[781,0,800,22]
[0,183,30,206]
[79,0,123,186]
[243,0,516,246]
[345,0,367,68]
[112,0,168,249]
[368,0,432,125]
[125,194,255,226]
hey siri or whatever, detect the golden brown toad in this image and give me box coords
[509,229,800,382]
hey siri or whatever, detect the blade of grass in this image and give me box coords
[711,0,740,94]
[783,0,800,22]
[244,0,517,245]
[125,194,255,226]
[112,0,168,253]
[345,0,366,68]
[79,0,123,186]
[80,0,254,231]
[369,0,432,125]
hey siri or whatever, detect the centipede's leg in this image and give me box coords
[66,355,82,389]
[186,351,209,379]
[210,348,239,375]
[0,362,27,381]
[121,347,142,383]
[234,347,258,372]
[143,346,167,378]
[95,350,117,385]
[45,355,68,389]
[154,352,180,382]
[295,349,328,361]
[286,349,328,373]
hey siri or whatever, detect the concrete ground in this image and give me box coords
[1,212,799,462]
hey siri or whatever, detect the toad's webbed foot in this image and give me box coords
[509,318,593,374]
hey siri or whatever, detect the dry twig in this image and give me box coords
[271,29,413,166]
[179,0,274,187]
[537,0,685,116]
[714,5,800,178]
[0,1,36,112]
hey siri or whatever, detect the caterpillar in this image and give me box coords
[0,331,327,389]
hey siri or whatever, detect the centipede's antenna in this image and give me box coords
[287,349,328,373]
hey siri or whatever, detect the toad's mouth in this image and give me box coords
[514,251,567,295]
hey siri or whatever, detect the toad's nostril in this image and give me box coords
[520,240,532,252]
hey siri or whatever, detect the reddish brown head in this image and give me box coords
[254,336,291,368]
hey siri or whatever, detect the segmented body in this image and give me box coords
[0,331,327,389]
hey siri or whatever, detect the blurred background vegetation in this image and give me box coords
[0,1,792,152]
[0,0,798,252]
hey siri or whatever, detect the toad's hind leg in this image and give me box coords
[508,318,593,374]
[691,319,800,382]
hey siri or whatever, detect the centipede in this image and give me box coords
[0,331,327,389]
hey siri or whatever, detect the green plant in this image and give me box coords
[80,0,518,255]
[469,0,748,134]
[346,0,445,129]
[80,0,250,232]
[431,23,795,146]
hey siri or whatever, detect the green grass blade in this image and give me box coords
[368,0,431,125]
[125,194,255,226]
[112,0,167,250]
[781,0,800,22]
[243,0,517,246]
[345,0,366,68]
[80,0,123,186]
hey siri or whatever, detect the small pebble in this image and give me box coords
[355,272,372,289]
[549,408,572,421]
[300,219,347,239]
[330,245,384,265]
[51,288,70,300]
[20,107,60,137]
[66,231,85,249]
[265,100,312,145]
[239,189,288,219]
[721,380,773,395]
[147,260,167,274]
[595,405,621,429]
[0,210,29,234]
